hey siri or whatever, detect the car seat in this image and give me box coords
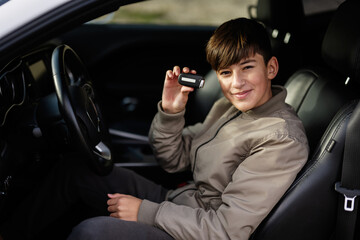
[250,1,360,239]
[249,0,305,82]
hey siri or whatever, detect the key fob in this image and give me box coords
[178,73,205,89]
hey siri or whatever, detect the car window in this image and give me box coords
[91,0,346,26]
[91,0,258,26]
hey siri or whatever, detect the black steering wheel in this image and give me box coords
[51,45,113,175]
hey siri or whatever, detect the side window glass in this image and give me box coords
[90,0,258,26]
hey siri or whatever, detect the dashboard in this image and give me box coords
[0,45,63,196]
[0,59,25,126]
[0,46,55,127]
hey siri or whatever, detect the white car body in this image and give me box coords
[0,0,70,40]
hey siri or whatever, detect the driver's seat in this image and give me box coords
[250,1,360,239]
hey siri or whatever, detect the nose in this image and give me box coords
[232,72,245,88]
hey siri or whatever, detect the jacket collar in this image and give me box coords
[242,85,288,118]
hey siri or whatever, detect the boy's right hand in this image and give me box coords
[161,66,196,114]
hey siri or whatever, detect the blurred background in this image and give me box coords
[95,0,257,26]
[94,0,345,26]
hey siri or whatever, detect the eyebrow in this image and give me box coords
[239,59,256,65]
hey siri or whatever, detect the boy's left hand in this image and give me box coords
[107,193,142,222]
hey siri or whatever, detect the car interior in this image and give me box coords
[1,0,360,239]
[251,0,360,239]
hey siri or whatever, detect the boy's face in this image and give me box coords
[216,53,278,112]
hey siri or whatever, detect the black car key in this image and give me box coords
[178,73,205,89]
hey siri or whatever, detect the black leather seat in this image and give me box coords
[250,1,360,239]
[284,66,355,154]
[249,0,305,82]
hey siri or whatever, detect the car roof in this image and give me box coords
[0,0,144,64]
[0,0,71,40]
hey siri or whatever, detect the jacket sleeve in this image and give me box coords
[139,133,309,240]
[148,101,202,173]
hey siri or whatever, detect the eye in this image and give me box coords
[243,65,254,70]
[219,70,231,76]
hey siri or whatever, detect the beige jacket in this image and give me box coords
[139,86,309,240]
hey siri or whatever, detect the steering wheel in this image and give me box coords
[51,44,113,175]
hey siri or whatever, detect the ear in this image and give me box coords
[267,56,279,80]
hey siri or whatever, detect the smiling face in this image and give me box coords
[216,54,278,112]
[206,18,278,111]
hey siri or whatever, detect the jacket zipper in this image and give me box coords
[192,111,241,172]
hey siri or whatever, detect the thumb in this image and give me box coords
[107,193,123,198]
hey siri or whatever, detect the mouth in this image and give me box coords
[232,89,252,100]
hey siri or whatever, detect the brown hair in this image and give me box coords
[206,18,272,71]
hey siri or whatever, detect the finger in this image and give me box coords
[107,198,118,206]
[110,212,120,218]
[173,66,181,76]
[190,69,197,74]
[107,205,115,212]
[181,86,195,93]
[182,67,190,73]
[107,205,120,213]
[108,193,122,198]
[166,70,174,79]
[107,195,123,205]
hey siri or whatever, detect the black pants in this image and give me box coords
[68,216,174,240]
[0,158,171,239]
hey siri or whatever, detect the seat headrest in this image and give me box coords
[256,0,304,33]
[322,0,360,83]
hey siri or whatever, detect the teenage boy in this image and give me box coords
[68,17,309,240]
